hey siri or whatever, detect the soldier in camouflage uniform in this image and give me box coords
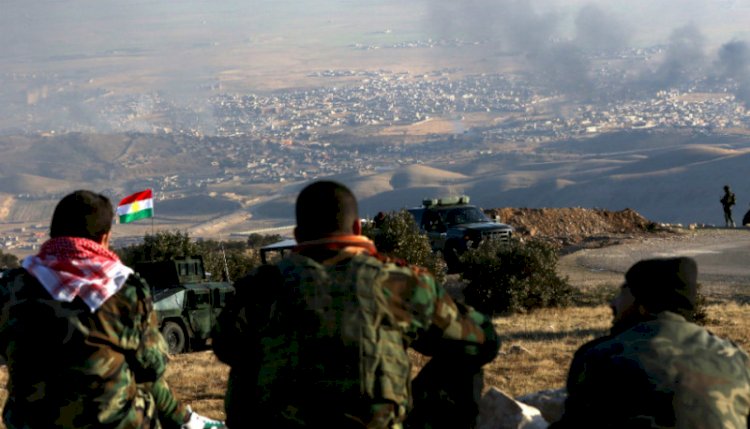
[0,190,223,429]
[212,180,500,428]
[550,257,750,428]
[721,185,737,228]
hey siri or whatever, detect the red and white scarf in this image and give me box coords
[22,236,134,312]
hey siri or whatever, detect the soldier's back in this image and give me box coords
[252,252,414,428]
[572,311,750,428]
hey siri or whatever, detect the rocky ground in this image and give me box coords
[487,207,671,252]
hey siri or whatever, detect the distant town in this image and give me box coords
[3,41,750,255]
[4,44,749,196]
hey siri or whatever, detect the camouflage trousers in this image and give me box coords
[3,386,160,429]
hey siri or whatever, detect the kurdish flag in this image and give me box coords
[116,189,154,224]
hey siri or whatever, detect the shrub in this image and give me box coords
[117,231,265,282]
[0,249,20,269]
[678,282,708,325]
[195,239,259,282]
[363,209,447,284]
[246,233,283,249]
[118,230,198,265]
[461,237,573,315]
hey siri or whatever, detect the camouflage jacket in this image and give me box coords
[0,268,188,429]
[550,311,750,428]
[721,191,736,208]
[212,236,500,428]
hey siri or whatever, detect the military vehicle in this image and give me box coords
[134,256,235,354]
[408,196,513,271]
[259,238,297,264]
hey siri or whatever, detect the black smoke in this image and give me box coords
[423,0,750,106]
[715,40,750,106]
[640,24,707,91]
[573,4,630,54]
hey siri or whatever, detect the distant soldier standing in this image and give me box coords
[721,185,736,227]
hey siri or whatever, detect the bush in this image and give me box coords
[118,230,198,265]
[363,210,447,284]
[117,230,265,282]
[678,282,708,326]
[0,249,20,269]
[246,233,283,249]
[461,237,574,315]
[194,239,258,282]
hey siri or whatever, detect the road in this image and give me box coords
[558,227,750,302]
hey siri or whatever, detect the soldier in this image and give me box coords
[0,190,223,429]
[550,257,750,428]
[721,184,736,227]
[212,180,500,428]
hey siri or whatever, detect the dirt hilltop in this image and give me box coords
[486,207,665,250]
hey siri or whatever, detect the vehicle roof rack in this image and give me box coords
[423,195,470,207]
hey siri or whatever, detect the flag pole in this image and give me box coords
[220,242,231,283]
[150,188,155,235]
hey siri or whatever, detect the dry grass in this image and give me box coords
[2,302,750,425]
[487,305,612,397]
[163,351,230,420]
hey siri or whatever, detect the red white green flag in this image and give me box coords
[116,189,154,224]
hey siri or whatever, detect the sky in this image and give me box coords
[2,0,750,132]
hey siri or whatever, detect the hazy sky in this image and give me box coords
[3,0,749,67]
[3,0,750,131]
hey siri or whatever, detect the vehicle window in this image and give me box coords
[189,290,210,306]
[423,211,444,231]
[446,207,487,225]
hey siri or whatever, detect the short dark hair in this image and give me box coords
[50,190,114,241]
[295,180,358,241]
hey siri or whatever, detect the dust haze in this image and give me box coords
[425,0,749,101]
[3,0,750,133]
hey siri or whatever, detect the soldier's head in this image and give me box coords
[294,180,360,242]
[50,190,114,245]
[724,185,730,191]
[611,257,698,331]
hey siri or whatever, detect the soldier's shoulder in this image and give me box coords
[125,270,148,287]
[0,267,34,294]
[369,252,432,276]
[119,271,151,294]
[109,271,154,307]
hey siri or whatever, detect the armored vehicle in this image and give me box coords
[134,256,235,354]
[408,196,513,271]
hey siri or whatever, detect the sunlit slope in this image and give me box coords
[0,173,81,195]
[0,133,212,187]
[468,145,750,224]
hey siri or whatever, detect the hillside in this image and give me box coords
[2,129,750,230]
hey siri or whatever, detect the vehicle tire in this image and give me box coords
[162,321,187,355]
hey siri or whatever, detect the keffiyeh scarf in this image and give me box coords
[22,236,134,312]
